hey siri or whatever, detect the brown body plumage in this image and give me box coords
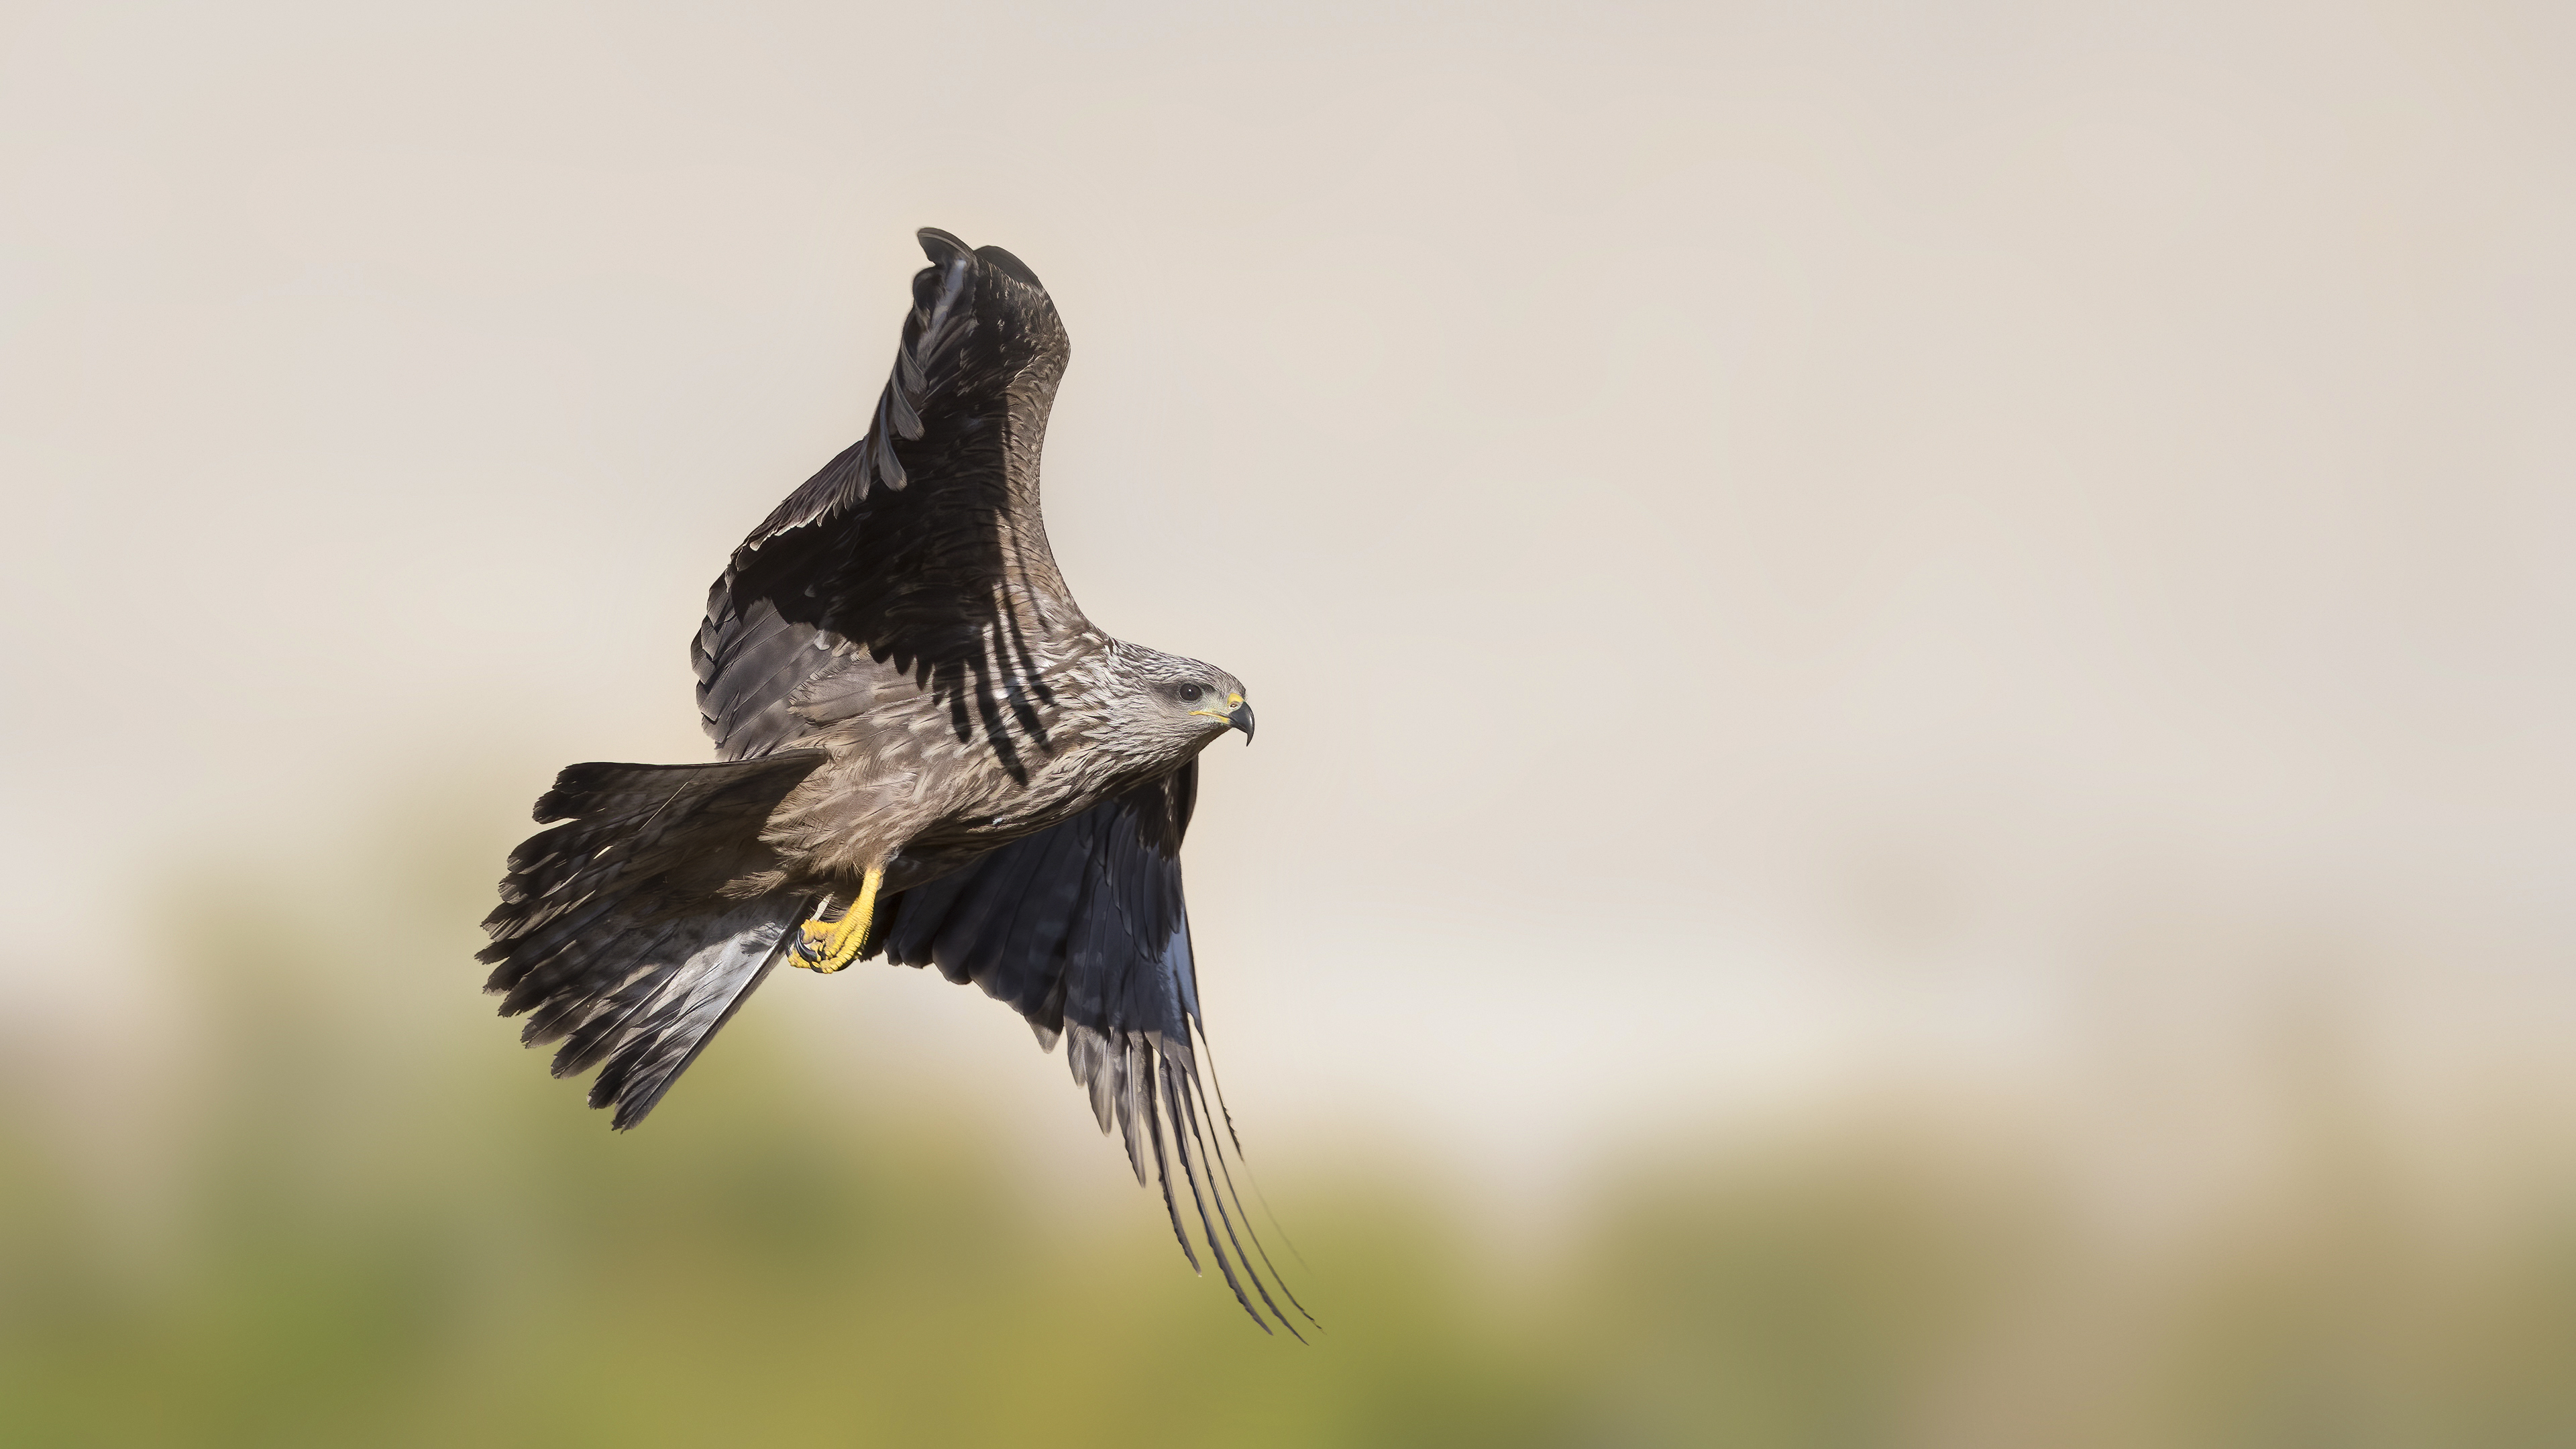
[752,636,1242,899]
[478,229,1297,1332]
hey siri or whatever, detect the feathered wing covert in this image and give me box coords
[487,228,1302,1331]
[881,760,1306,1331]
[693,228,1081,773]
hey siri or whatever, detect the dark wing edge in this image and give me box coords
[879,760,1313,1336]
[747,227,985,537]
[691,228,1076,762]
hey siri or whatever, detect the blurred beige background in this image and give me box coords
[4,0,2575,1442]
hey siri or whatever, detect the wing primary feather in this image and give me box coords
[881,376,924,442]
[1135,1037,1203,1277]
[869,765,1308,1326]
[1190,1026,1320,1327]
[1114,1032,1150,1183]
[1170,1046,1298,1336]
[1159,1052,1279,1335]
[696,230,1081,769]
[1188,1000,1316,1279]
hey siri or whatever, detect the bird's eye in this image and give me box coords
[1177,684,1204,702]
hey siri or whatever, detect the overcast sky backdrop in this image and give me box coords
[4,0,2573,1226]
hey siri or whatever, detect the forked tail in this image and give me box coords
[478,752,826,1128]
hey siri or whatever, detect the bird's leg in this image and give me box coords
[791,866,883,974]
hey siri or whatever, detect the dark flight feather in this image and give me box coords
[482,229,1292,1328]
[692,229,1079,765]
[878,761,1309,1334]
[479,754,827,1128]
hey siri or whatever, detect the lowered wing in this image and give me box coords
[878,761,1307,1336]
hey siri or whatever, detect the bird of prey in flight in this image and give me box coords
[479,229,1300,1331]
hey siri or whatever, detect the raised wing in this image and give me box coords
[878,761,1307,1336]
[693,229,1083,773]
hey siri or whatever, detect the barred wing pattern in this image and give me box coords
[881,761,1307,1335]
[672,231,1295,1330]
[692,229,1079,774]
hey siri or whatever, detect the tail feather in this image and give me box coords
[584,902,799,1130]
[480,753,826,1128]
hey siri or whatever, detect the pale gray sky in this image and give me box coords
[5,0,2573,1219]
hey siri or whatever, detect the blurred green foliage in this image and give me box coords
[5,847,2576,1448]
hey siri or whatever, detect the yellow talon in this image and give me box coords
[792,866,883,973]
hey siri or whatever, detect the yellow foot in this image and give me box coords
[790,866,883,973]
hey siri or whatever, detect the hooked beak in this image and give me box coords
[1191,693,1255,744]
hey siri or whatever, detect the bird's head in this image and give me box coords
[1111,646,1254,753]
